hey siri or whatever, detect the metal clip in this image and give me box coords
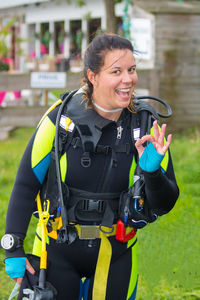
[117,126,123,139]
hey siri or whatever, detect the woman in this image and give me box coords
[2,33,179,300]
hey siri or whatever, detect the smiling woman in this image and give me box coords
[2,33,179,300]
[88,49,138,120]
[82,33,138,122]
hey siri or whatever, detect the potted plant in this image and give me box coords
[0,18,16,72]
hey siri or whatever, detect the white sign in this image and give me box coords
[31,72,67,89]
[130,18,152,60]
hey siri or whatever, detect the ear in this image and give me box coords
[87,69,96,86]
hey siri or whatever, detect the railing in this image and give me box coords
[0,71,82,106]
[0,69,160,105]
[0,69,160,128]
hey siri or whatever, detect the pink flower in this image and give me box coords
[0,91,6,105]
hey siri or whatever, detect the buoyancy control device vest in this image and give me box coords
[41,89,169,230]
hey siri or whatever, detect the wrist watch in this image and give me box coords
[0,234,23,252]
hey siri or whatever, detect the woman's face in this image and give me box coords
[89,49,138,110]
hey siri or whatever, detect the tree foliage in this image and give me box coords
[0,19,16,58]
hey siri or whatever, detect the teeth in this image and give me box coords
[118,88,130,92]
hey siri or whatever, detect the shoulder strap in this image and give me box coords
[61,91,112,167]
[129,96,167,212]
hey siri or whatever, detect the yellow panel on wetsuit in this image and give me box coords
[60,152,67,183]
[128,155,137,187]
[37,99,62,127]
[31,116,55,183]
[126,237,138,300]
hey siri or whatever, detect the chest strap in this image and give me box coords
[66,187,120,228]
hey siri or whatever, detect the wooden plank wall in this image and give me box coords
[155,13,200,133]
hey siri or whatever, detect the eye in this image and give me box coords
[112,69,120,74]
[129,66,136,73]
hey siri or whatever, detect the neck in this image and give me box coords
[92,99,122,113]
[92,99,123,121]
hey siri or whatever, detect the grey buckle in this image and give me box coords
[79,225,100,239]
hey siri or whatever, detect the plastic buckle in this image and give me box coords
[83,199,105,212]
[104,146,110,155]
[81,152,91,167]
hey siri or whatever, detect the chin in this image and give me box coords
[118,99,130,108]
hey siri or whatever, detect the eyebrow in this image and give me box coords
[110,64,136,69]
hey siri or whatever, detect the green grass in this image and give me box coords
[0,127,200,299]
[136,127,200,299]
[0,128,37,299]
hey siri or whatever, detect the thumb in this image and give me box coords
[135,135,155,158]
[25,258,35,275]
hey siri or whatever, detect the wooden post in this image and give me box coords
[43,90,49,106]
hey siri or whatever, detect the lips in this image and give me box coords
[115,88,131,99]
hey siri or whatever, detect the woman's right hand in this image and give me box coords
[5,257,35,285]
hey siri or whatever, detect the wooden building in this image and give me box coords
[133,0,200,132]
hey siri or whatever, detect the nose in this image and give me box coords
[122,71,138,84]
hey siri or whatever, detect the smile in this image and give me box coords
[115,88,132,99]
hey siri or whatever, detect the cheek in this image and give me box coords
[107,77,121,89]
[134,73,138,83]
[100,77,117,91]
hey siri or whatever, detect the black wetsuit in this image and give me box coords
[5,92,179,300]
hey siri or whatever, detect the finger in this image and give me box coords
[135,138,143,148]
[140,134,155,144]
[25,258,35,275]
[161,134,172,154]
[135,135,155,149]
[135,135,155,158]
[135,138,145,157]
[14,277,23,285]
[153,120,159,141]
[158,124,166,147]
[167,133,172,145]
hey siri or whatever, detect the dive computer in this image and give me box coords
[0,234,23,252]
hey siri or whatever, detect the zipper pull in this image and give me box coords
[117,126,123,139]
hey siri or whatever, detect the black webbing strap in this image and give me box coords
[66,187,120,226]
[71,136,132,155]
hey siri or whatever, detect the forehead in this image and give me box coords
[102,49,135,70]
